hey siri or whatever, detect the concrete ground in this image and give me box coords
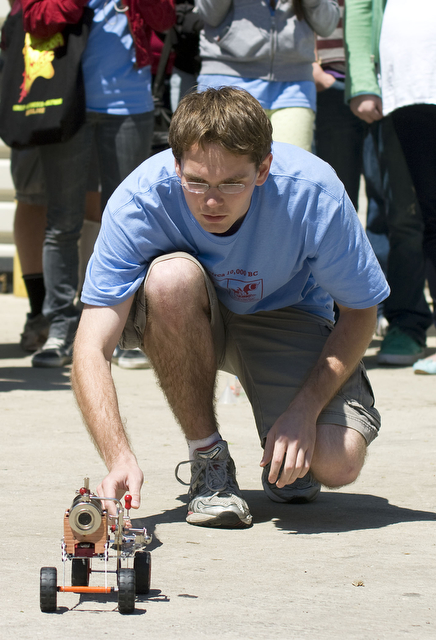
[1,293,436,640]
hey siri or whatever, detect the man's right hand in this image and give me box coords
[97,454,144,517]
[71,301,142,519]
[350,94,383,123]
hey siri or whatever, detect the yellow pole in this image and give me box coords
[13,251,28,297]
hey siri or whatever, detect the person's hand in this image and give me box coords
[260,404,317,488]
[96,454,144,517]
[350,94,383,123]
[312,62,336,92]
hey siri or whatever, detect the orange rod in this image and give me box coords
[58,586,113,594]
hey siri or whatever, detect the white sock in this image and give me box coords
[187,431,221,459]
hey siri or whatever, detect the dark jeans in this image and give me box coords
[315,84,431,345]
[362,130,389,276]
[315,80,366,210]
[392,104,436,274]
[40,110,154,342]
[367,115,431,344]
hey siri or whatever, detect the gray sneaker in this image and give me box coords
[175,440,252,528]
[262,464,321,503]
[31,336,73,368]
[112,347,150,370]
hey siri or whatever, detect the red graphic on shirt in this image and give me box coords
[226,278,263,302]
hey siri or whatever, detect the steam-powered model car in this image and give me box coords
[40,477,152,614]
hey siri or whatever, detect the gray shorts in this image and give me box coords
[120,253,381,446]
[10,143,100,206]
[11,148,46,206]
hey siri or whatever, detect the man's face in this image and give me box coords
[175,143,272,234]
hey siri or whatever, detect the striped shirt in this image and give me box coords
[317,0,345,73]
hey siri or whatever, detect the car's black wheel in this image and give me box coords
[118,568,135,614]
[40,567,57,612]
[71,558,90,586]
[134,551,151,594]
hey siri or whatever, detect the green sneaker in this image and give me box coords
[377,327,425,365]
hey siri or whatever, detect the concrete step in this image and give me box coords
[0,0,10,18]
[0,56,17,272]
[0,143,15,263]
[0,242,14,272]
[0,242,14,257]
[0,157,14,192]
[0,173,15,268]
[0,138,11,159]
[0,200,15,245]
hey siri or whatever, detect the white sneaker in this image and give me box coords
[175,440,252,528]
[112,347,150,370]
[375,316,389,337]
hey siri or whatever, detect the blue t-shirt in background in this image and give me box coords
[82,142,389,320]
[197,74,316,111]
[82,0,154,115]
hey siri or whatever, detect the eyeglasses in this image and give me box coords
[180,180,247,195]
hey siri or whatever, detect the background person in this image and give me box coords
[344,0,432,366]
[195,0,340,152]
[20,0,176,368]
[379,0,436,374]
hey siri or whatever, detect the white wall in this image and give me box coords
[0,0,10,17]
[0,0,14,260]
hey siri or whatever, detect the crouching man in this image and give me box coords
[71,88,389,528]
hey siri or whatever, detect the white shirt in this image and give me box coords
[380,0,436,115]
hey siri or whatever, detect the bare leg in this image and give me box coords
[143,258,219,440]
[13,202,49,349]
[311,424,367,488]
[13,201,46,275]
[84,190,102,223]
[78,191,102,295]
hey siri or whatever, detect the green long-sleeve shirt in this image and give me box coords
[344,0,387,102]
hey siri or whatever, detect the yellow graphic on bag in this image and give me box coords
[19,32,64,103]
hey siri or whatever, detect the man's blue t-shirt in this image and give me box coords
[82,142,389,321]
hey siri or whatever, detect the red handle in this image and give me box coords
[124,494,132,510]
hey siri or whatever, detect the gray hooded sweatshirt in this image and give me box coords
[196,0,340,82]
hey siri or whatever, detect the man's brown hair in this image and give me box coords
[169,87,273,168]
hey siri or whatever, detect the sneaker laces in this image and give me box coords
[175,456,230,495]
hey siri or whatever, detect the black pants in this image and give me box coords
[392,104,436,274]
